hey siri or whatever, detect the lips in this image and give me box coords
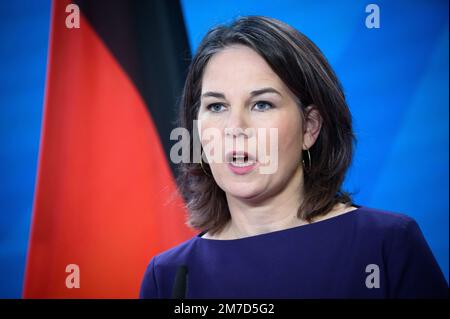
[226,151,258,175]
[225,151,256,164]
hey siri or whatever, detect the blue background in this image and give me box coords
[0,0,448,297]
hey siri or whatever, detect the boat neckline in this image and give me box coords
[195,205,363,243]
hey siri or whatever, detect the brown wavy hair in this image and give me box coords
[176,16,355,236]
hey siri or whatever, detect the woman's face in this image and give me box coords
[197,44,305,202]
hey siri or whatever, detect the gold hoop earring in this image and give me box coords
[302,149,311,171]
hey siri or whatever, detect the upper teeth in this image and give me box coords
[231,155,255,167]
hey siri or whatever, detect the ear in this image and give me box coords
[302,105,322,150]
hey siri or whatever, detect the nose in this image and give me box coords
[225,107,252,138]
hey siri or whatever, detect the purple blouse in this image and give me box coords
[140,206,448,298]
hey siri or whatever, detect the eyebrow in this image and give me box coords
[201,87,282,99]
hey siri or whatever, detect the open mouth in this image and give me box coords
[230,154,256,167]
[226,151,258,175]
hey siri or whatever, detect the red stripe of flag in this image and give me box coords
[23,0,195,298]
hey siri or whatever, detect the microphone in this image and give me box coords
[171,265,188,299]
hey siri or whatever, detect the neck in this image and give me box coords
[223,166,307,239]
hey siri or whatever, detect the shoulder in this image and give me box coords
[354,206,438,274]
[139,236,199,298]
[357,206,426,256]
[156,236,199,263]
[354,207,449,297]
[354,205,432,251]
[347,205,427,254]
[354,205,419,235]
[146,235,199,270]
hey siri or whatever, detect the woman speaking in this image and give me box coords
[140,16,448,298]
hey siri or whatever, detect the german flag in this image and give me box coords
[23,0,195,298]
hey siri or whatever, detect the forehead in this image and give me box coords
[201,45,285,93]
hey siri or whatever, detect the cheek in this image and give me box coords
[198,122,225,162]
[279,120,302,150]
[197,114,226,139]
[266,113,303,163]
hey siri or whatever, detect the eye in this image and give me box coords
[206,103,226,113]
[252,101,274,112]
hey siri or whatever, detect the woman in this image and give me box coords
[140,16,448,298]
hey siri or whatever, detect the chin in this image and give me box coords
[211,165,271,200]
[220,179,267,201]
